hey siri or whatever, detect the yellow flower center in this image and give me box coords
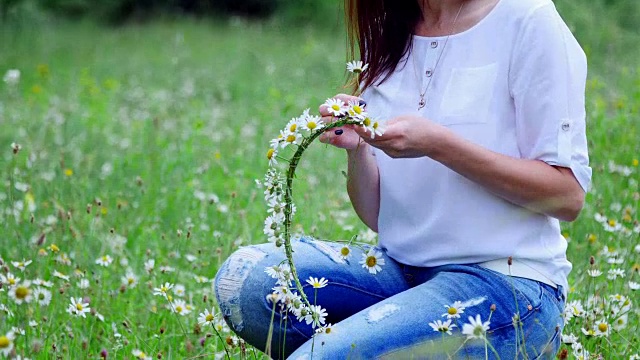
[176,306,183,313]
[307,122,316,130]
[352,105,362,114]
[102,256,108,262]
[325,327,332,334]
[76,303,84,311]
[38,293,46,301]
[289,124,297,132]
[598,323,608,332]
[340,247,350,256]
[286,134,296,143]
[0,336,10,348]
[608,219,616,226]
[588,234,596,243]
[161,286,168,292]
[373,122,379,129]
[366,256,377,267]
[331,104,340,111]
[138,353,146,358]
[363,118,371,127]
[128,278,135,285]
[447,307,457,315]
[206,314,214,322]
[50,244,60,252]
[633,159,639,167]
[8,278,16,285]
[15,286,29,299]
[267,148,275,160]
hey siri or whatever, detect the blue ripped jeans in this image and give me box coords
[214,238,565,359]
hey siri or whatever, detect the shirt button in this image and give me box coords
[430,41,438,48]
[425,69,433,77]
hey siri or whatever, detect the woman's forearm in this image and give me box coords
[346,143,380,232]
[428,128,585,221]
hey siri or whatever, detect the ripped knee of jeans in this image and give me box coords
[214,246,267,332]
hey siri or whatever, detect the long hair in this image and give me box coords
[345,0,422,92]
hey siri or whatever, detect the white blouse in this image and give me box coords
[362,0,591,293]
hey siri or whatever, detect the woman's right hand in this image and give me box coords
[318,94,365,150]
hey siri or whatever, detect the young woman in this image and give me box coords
[215,0,591,358]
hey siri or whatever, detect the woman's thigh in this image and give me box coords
[288,264,565,359]
[214,237,411,359]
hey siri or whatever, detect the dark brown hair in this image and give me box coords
[345,0,422,92]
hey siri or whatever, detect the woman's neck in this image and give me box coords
[415,0,499,37]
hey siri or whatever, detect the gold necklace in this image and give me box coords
[414,2,465,110]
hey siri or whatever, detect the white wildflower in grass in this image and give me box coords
[442,301,466,319]
[587,269,602,277]
[603,218,623,232]
[8,280,33,305]
[0,331,15,356]
[144,259,155,273]
[173,284,186,297]
[95,255,113,267]
[77,278,90,289]
[55,253,71,265]
[121,270,138,288]
[360,248,385,274]
[33,278,53,288]
[564,300,585,321]
[29,320,38,328]
[562,333,578,344]
[630,354,640,360]
[306,277,328,289]
[266,147,279,166]
[198,307,216,327]
[170,299,190,316]
[132,349,152,360]
[11,259,32,272]
[607,268,625,280]
[67,297,91,318]
[305,305,328,328]
[613,314,628,331]
[194,275,211,284]
[461,314,490,339]
[629,281,639,290]
[279,129,303,148]
[10,327,24,336]
[160,265,175,273]
[3,69,20,85]
[581,327,596,337]
[153,282,174,298]
[53,270,70,281]
[33,288,52,306]
[0,304,13,318]
[594,320,610,337]
[346,60,369,74]
[94,312,105,322]
[428,319,456,335]
[323,98,349,117]
[0,273,20,287]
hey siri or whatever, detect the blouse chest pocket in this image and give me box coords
[439,63,498,125]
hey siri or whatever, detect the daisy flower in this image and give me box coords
[121,270,138,288]
[428,319,456,335]
[3,69,20,85]
[360,248,385,274]
[33,278,53,288]
[266,147,278,166]
[8,280,33,305]
[33,288,52,306]
[301,114,324,132]
[561,333,578,344]
[0,273,20,287]
[67,297,91,318]
[198,307,216,327]
[279,129,302,148]
[285,117,300,134]
[339,245,351,260]
[347,100,367,120]
[594,320,610,337]
[53,270,70,281]
[170,299,190,316]
[613,314,628,331]
[95,255,113,267]
[132,349,152,360]
[194,275,211,284]
[607,268,625,280]
[304,305,328,328]
[315,323,334,335]
[629,281,639,290]
[361,117,385,139]
[442,301,465,319]
[11,259,32,272]
[0,331,15,356]
[144,259,155,273]
[306,277,328,289]
[323,98,348,117]
[587,269,602,277]
[346,61,369,74]
[173,284,186,297]
[153,282,174,298]
[77,279,90,289]
[461,314,490,339]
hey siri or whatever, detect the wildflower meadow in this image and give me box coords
[1,5,640,360]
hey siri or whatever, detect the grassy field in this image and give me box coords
[0,4,639,359]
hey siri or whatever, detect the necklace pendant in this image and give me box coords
[418,97,426,110]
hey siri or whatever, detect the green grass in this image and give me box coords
[0,5,639,360]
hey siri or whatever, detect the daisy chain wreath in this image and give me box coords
[259,61,386,331]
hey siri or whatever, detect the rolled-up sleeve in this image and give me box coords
[510,3,592,192]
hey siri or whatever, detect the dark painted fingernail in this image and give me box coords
[335,129,344,135]
[358,100,367,107]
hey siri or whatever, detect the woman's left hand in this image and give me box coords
[354,115,448,158]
